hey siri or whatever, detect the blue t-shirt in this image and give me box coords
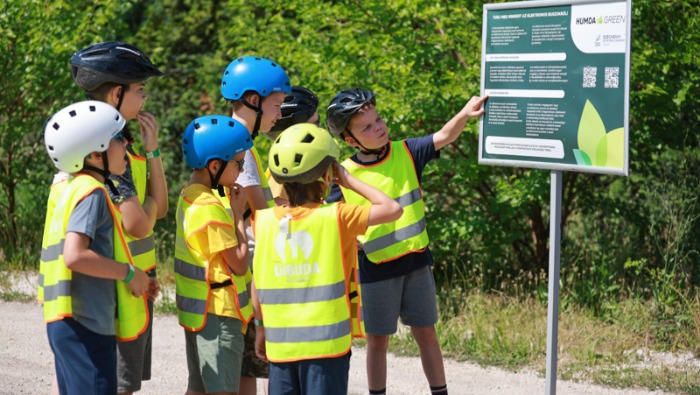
[327,135,439,283]
[66,190,117,335]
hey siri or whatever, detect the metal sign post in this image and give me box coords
[545,170,562,395]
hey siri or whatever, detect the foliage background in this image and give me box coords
[1,0,699,360]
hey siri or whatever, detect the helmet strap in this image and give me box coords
[241,98,263,140]
[345,129,386,158]
[83,159,119,196]
[208,159,228,197]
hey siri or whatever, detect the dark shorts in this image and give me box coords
[361,265,439,335]
[269,352,350,395]
[117,300,153,393]
[241,323,269,378]
[47,318,117,395]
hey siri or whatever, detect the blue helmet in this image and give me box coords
[220,56,291,101]
[182,115,252,169]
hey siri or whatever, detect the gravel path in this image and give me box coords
[0,298,673,395]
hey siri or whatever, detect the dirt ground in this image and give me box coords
[0,297,674,395]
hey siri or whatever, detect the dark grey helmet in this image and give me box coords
[70,41,163,91]
[267,86,319,140]
[325,88,375,137]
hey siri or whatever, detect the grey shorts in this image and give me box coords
[185,314,244,393]
[361,265,438,335]
[116,300,153,393]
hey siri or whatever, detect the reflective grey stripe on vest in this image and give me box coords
[128,234,155,257]
[43,280,71,302]
[363,217,427,255]
[175,259,250,308]
[176,294,206,314]
[257,280,345,305]
[238,288,250,308]
[395,188,422,208]
[38,273,44,287]
[262,186,274,204]
[41,239,65,262]
[264,319,351,343]
[175,258,205,281]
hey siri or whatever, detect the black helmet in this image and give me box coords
[268,86,319,139]
[326,88,375,137]
[70,41,163,91]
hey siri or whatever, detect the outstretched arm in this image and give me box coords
[432,95,488,151]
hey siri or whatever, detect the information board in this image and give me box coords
[479,0,631,176]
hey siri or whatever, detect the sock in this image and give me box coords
[369,388,386,395]
[430,384,448,394]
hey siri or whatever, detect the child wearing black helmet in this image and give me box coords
[70,41,167,395]
[326,88,487,395]
[266,85,321,205]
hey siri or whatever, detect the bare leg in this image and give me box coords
[366,334,390,390]
[411,325,446,386]
[238,376,256,395]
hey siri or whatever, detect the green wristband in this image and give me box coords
[124,264,135,283]
[146,148,161,159]
[254,319,263,327]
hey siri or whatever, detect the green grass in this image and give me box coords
[387,289,700,394]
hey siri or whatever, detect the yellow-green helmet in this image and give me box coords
[269,123,339,184]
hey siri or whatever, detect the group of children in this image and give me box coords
[40,42,487,395]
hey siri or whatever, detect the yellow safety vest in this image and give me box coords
[340,141,430,263]
[122,152,157,272]
[253,205,355,362]
[174,187,253,331]
[42,175,148,341]
[251,146,275,208]
[39,178,68,302]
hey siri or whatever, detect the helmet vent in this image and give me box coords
[301,133,314,144]
[69,110,77,117]
[194,122,201,130]
[115,114,121,121]
[294,154,303,166]
[48,145,54,151]
[89,105,96,112]
[52,122,60,130]
[211,118,218,125]
[273,154,280,167]
[228,120,235,127]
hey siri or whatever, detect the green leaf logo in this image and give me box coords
[573,100,624,169]
[597,16,603,24]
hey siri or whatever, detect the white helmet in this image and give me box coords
[44,101,125,172]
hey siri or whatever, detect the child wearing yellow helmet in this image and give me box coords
[250,123,402,395]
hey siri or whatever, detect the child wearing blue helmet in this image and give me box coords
[220,55,292,393]
[175,115,254,395]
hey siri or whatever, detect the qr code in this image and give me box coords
[604,67,619,88]
[583,67,597,88]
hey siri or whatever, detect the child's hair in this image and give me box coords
[87,82,129,102]
[283,181,328,206]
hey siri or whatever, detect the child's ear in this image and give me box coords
[108,85,122,107]
[345,135,359,148]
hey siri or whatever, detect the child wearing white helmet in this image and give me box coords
[42,100,150,395]
[176,115,254,395]
[251,123,402,395]
[70,41,167,395]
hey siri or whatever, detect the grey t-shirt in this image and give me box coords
[66,189,117,336]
